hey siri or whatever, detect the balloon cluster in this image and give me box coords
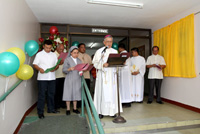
[0,41,38,80]
[38,26,68,52]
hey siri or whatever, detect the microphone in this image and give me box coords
[102,46,108,53]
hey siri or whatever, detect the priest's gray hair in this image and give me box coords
[104,36,113,41]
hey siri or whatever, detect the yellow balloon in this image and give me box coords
[16,64,34,80]
[7,47,25,66]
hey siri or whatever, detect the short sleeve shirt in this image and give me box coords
[33,50,58,80]
[146,54,166,79]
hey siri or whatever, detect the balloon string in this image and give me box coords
[28,57,31,65]
[24,56,31,87]
[2,77,10,120]
[5,77,9,92]
[25,57,31,87]
[25,80,27,87]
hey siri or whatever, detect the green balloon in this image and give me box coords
[72,41,79,47]
[0,52,20,77]
[112,42,118,50]
[25,40,39,57]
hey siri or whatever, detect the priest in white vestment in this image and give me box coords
[130,47,146,102]
[92,35,123,119]
[118,43,133,107]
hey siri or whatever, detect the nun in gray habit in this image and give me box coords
[62,46,82,115]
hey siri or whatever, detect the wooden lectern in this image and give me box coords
[107,53,130,123]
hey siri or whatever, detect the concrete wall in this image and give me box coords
[0,0,40,134]
[152,4,200,108]
[130,38,150,59]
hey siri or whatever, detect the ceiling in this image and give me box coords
[25,0,200,29]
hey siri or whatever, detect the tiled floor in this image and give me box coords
[27,97,200,134]
[100,98,200,133]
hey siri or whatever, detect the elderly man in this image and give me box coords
[92,35,122,119]
[54,44,66,110]
[146,46,166,104]
[78,43,92,89]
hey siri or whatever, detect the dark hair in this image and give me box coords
[152,46,159,51]
[44,40,52,45]
[118,43,126,49]
[131,47,139,53]
[78,43,85,48]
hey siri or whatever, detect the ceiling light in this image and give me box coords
[90,43,96,48]
[89,42,94,47]
[87,0,143,9]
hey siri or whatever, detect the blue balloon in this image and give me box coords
[112,42,118,50]
[0,52,20,77]
[72,41,79,47]
[25,40,39,57]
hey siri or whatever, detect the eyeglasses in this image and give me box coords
[105,41,113,43]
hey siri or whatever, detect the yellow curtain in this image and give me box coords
[153,14,196,78]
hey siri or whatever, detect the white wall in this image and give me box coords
[0,0,39,134]
[152,4,200,108]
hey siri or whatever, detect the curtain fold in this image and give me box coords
[153,14,196,78]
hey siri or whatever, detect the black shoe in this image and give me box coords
[38,114,45,119]
[73,109,80,114]
[48,110,60,113]
[126,103,131,107]
[99,114,104,119]
[156,101,164,104]
[66,110,70,115]
[147,101,152,104]
[138,101,143,103]
[122,103,131,108]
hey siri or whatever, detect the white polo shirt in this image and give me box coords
[146,54,166,79]
[33,50,58,80]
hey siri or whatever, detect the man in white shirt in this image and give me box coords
[92,35,122,119]
[118,43,133,107]
[54,44,66,110]
[33,40,59,119]
[146,46,166,104]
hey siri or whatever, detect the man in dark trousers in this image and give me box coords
[33,40,59,119]
[146,46,166,104]
[54,43,66,110]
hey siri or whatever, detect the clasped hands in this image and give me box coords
[132,71,139,75]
